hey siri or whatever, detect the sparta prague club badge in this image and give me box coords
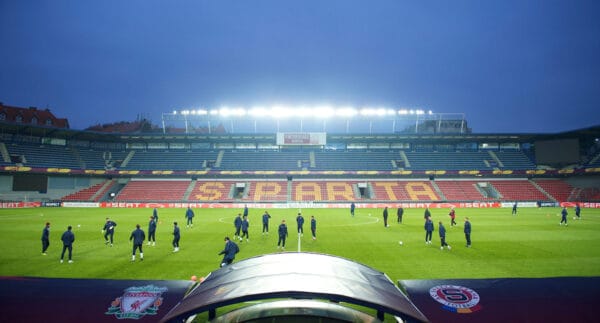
[429,285,482,314]
[106,285,168,319]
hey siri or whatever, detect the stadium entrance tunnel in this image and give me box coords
[160,252,429,323]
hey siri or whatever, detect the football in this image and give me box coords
[399,241,403,245]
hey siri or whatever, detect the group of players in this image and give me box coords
[380,205,471,250]
[40,207,187,263]
[221,205,317,267]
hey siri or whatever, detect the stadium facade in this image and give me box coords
[0,104,599,207]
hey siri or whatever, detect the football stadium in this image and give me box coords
[1,103,600,322]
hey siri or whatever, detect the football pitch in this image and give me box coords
[1,206,599,282]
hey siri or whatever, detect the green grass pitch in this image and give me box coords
[1,206,599,281]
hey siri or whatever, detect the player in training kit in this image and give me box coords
[103,218,117,246]
[464,218,472,247]
[277,220,288,250]
[296,213,305,235]
[439,221,450,250]
[60,226,75,263]
[130,224,145,261]
[234,213,242,240]
[575,204,581,220]
[147,216,157,246]
[560,207,568,226]
[397,207,404,223]
[185,207,195,228]
[449,208,456,226]
[310,216,317,240]
[350,203,355,217]
[241,215,250,242]
[41,222,50,255]
[219,236,239,267]
[424,217,434,244]
[262,211,271,234]
[172,222,180,252]
[383,207,389,227]
[512,202,518,215]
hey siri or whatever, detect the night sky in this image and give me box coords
[1,1,599,133]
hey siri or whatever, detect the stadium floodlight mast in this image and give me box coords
[161,106,465,134]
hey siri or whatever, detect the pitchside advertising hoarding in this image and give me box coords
[0,201,591,209]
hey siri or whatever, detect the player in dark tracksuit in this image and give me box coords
[147,216,157,246]
[310,216,317,240]
[350,202,355,217]
[241,215,250,242]
[560,207,568,226]
[130,224,145,261]
[262,211,271,234]
[397,207,404,223]
[103,218,117,246]
[383,207,389,227]
[575,204,581,220]
[153,208,159,225]
[243,205,249,218]
[464,218,472,247]
[185,207,195,228]
[219,237,238,267]
[41,222,50,255]
[439,221,450,250]
[424,217,434,244]
[172,222,180,252]
[296,213,305,235]
[277,220,288,250]
[60,226,75,263]
[234,214,242,241]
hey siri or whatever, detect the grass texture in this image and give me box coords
[1,206,599,282]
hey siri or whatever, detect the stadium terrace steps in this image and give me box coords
[115,180,192,201]
[291,181,361,201]
[61,181,109,201]
[5,143,81,169]
[534,179,576,202]
[243,181,288,201]
[434,180,491,201]
[369,181,440,201]
[313,151,396,171]
[188,180,236,201]
[487,180,548,201]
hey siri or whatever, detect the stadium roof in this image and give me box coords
[160,252,430,322]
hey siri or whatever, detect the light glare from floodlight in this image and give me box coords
[169,105,434,119]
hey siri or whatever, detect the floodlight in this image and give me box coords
[249,107,268,117]
[336,107,358,117]
[314,106,334,118]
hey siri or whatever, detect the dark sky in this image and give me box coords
[1,1,599,133]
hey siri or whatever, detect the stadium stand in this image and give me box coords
[313,151,396,171]
[291,181,362,201]
[188,180,236,201]
[487,180,549,201]
[61,180,112,201]
[115,180,192,201]
[494,150,537,170]
[370,181,441,201]
[434,180,490,201]
[243,180,289,202]
[217,151,307,171]
[123,150,219,171]
[403,151,492,170]
[533,179,575,202]
[4,143,81,169]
